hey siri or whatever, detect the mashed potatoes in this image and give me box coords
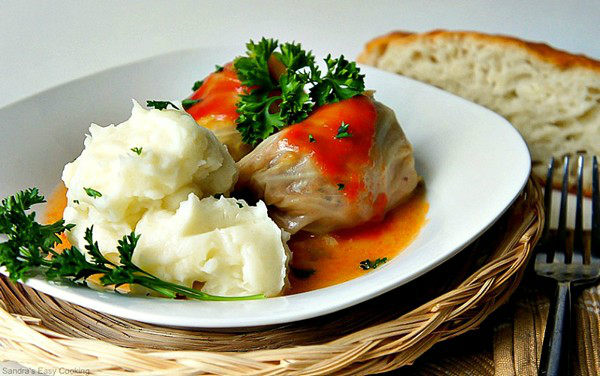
[62,101,289,297]
[133,194,289,297]
[63,101,238,252]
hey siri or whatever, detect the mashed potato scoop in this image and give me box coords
[133,194,289,297]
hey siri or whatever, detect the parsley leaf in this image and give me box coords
[337,183,345,191]
[236,90,285,145]
[182,99,201,110]
[235,38,279,90]
[278,72,313,125]
[310,55,365,107]
[130,147,143,155]
[215,65,224,73]
[273,42,315,72]
[335,121,352,139]
[146,100,180,110]
[192,80,204,91]
[0,189,264,301]
[84,187,102,199]
[359,257,388,270]
[308,134,316,143]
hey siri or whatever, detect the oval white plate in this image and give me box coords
[0,47,530,328]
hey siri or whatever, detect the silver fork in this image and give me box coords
[535,155,600,376]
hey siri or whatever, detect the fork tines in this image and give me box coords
[540,155,600,267]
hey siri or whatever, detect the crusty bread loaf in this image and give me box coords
[358,30,600,193]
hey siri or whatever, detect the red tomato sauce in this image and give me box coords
[282,96,377,200]
[184,63,245,122]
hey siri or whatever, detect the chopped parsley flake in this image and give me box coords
[130,147,143,155]
[309,134,316,143]
[359,258,388,270]
[146,100,179,110]
[84,187,102,199]
[215,65,224,73]
[335,121,352,139]
[337,183,345,190]
[182,99,201,110]
[192,80,204,91]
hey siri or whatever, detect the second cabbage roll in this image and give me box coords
[185,63,252,161]
[237,95,419,234]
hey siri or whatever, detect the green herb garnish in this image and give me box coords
[0,188,263,301]
[130,147,143,155]
[335,121,351,139]
[215,65,224,73]
[146,100,179,110]
[337,183,345,191]
[310,54,365,107]
[234,38,365,146]
[182,99,201,110]
[84,187,102,199]
[359,257,388,270]
[308,134,316,143]
[192,80,204,91]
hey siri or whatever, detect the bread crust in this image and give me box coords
[358,30,600,71]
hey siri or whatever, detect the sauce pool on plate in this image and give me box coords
[286,187,427,294]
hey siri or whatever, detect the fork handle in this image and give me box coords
[538,281,571,376]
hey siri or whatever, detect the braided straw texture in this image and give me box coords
[0,178,543,375]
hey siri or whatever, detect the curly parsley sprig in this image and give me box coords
[0,188,263,301]
[234,38,365,146]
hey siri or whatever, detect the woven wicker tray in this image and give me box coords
[0,178,543,375]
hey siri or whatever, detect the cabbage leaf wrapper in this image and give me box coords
[237,97,419,234]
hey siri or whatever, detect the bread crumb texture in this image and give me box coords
[359,30,600,193]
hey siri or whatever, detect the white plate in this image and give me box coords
[0,47,530,328]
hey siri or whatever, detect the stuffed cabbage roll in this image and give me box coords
[237,95,418,234]
[185,63,252,161]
